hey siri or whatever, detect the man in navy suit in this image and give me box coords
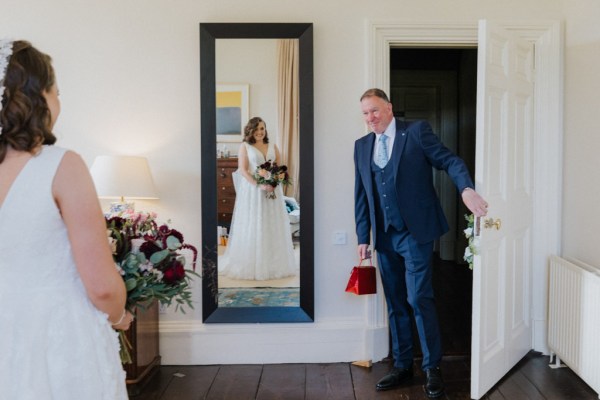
[354,89,488,397]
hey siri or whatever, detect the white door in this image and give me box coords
[470,20,535,399]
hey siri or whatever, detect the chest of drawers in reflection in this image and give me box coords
[217,157,237,226]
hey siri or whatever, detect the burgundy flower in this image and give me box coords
[158,224,170,236]
[157,225,184,248]
[163,260,185,284]
[139,241,161,259]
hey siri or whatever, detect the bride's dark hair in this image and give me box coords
[243,116,269,144]
[0,40,57,163]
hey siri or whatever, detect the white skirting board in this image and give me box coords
[158,320,389,365]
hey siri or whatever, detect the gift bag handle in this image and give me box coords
[357,257,373,267]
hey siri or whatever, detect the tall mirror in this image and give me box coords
[200,23,314,322]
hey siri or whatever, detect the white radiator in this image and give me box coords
[548,255,600,396]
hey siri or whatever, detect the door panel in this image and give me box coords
[471,20,534,399]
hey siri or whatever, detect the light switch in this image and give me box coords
[333,230,347,245]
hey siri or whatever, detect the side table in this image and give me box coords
[123,301,161,396]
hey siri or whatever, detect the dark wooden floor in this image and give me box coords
[131,352,597,399]
[130,256,596,399]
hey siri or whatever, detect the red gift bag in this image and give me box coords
[345,258,377,295]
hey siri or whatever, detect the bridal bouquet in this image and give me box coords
[105,210,199,363]
[254,160,290,199]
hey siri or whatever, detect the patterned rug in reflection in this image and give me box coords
[218,287,300,307]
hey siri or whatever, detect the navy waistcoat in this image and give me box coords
[371,158,405,232]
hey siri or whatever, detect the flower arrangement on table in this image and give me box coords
[105,209,199,363]
[463,213,479,270]
[254,160,290,199]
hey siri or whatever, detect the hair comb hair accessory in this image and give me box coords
[0,39,14,136]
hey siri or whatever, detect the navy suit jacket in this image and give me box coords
[354,119,474,246]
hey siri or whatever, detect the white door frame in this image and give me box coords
[365,20,563,356]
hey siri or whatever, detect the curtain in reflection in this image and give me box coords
[277,39,299,199]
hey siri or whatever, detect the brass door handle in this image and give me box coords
[484,218,501,230]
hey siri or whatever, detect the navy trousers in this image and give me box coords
[375,226,442,370]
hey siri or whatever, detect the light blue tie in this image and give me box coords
[375,134,389,168]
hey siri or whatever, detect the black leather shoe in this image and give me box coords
[424,367,445,398]
[376,366,414,391]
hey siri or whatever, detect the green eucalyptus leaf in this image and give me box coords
[150,249,170,264]
[136,252,147,263]
[166,235,181,250]
[125,278,138,291]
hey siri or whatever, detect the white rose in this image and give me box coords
[464,227,473,238]
[465,247,472,257]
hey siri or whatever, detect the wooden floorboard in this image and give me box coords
[485,391,505,400]
[131,353,598,400]
[495,371,544,400]
[516,353,598,400]
[206,365,263,400]
[130,365,178,400]
[256,364,305,400]
[160,366,219,400]
[305,363,355,400]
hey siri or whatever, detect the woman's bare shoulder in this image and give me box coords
[58,149,86,169]
[53,150,95,201]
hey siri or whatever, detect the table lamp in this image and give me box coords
[90,155,159,213]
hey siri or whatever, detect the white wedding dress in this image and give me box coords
[0,146,127,400]
[219,142,297,280]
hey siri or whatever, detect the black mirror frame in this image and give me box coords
[200,23,314,323]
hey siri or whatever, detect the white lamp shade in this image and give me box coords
[90,155,159,200]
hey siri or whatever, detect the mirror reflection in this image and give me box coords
[215,39,301,307]
[200,22,313,323]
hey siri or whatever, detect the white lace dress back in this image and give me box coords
[219,142,297,280]
[0,146,127,400]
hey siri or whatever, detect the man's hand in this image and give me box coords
[357,244,371,260]
[462,188,489,217]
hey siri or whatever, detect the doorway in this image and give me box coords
[369,21,562,398]
[390,47,478,357]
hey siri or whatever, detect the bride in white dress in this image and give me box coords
[0,40,131,399]
[219,117,297,280]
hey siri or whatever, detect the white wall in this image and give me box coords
[3,0,596,365]
[559,0,600,267]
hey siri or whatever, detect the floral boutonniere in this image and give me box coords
[463,213,479,270]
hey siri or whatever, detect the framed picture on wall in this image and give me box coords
[216,84,249,142]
